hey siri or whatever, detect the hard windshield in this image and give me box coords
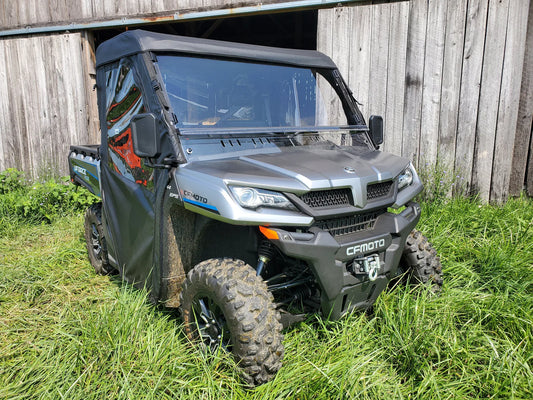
[156,55,352,130]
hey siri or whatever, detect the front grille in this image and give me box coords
[299,188,353,209]
[313,210,383,237]
[367,181,393,200]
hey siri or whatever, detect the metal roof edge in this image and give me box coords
[0,0,363,38]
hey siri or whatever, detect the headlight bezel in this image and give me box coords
[230,186,296,210]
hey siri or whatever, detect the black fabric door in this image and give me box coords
[99,58,156,288]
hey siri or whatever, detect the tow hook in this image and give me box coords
[352,254,381,281]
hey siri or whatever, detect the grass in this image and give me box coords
[1,195,532,399]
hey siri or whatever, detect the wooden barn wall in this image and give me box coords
[318,0,533,202]
[0,33,98,176]
[0,0,287,30]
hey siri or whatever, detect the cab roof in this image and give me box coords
[95,29,337,69]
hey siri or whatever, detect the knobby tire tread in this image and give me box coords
[401,229,443,292]
[84,203,114,275]
[180,258,284,386]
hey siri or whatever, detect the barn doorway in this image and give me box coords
[92,10,318,50]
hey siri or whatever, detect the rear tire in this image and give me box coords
[399,229,443,292]
[84,203,114,275]
[180,258,284,386]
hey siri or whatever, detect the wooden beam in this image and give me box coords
[455,0,488,196]
[383,1,409,157]
[367,2,391,136]
[490,0,530,202]
[347,3,371,120]
[472,0,509,201]
[419,0,448,168]
[401,0,428,166]
[438,0,467,180]
[510,0,533,196]
[0,40,8,172]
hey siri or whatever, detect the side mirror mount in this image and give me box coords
[369,115,384,147]
[131,113,159,158]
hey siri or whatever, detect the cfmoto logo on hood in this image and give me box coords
[344,166,356,174]
[346,239,386,256]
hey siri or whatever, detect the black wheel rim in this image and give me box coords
[191,296,232,352]
[90,223,102,261]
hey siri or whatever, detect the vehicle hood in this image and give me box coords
[181,145,410,193]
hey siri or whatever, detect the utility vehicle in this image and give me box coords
[69,30,442,385]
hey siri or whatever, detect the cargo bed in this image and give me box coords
[69,144,101,197]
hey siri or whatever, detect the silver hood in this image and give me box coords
[173,145,421,225]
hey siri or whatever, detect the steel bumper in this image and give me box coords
[269,202,422,319]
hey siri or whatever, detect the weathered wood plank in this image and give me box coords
[331,7,352,81]
[419,0,447,168]
[45,35,64,172]
[526,127,533,197]
[150,0,167,14]
[33,0,52,24]
[104,0,118,19]
[490,0,530,202]
[438,0,467,177]
[384,0,409,155]
[510,0,533,196]
[367,2,391,129]
[4,3,19,29]
[90,0,103,19]
[73,33,92,150]
[138,0,153,15]
[455,0,488,194]
[0,5,6,30]
[117,0,130,16]
[57,35,74,170]
[0,40,8,171]
[48,0,69,24]
[401,0,428,165]
[36,35,54,171]
[44,35,61,173]
[316,8,335,123]
[5,39,30,172]
[81,31,99,144]
[331,6,353,123]
[61,33,89,171]
[18,36,41,172]
[78,0,94,20]
[472,0,509,201]
[346,3,371,118]
[16,0,30,26]
[316,8,333,61]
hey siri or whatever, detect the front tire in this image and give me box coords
[400,230,443,292]
[84,203,114,275]
[180,258,284,386]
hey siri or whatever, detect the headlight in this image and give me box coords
[398,166,414,190]
[230,187,296,210]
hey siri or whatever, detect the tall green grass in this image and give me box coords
[0,173,532,398]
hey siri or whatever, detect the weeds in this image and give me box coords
[0,168,97,227]
[417,159,469,202]
[0,168,26,194]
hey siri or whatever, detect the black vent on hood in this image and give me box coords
[299,188,353,209]
[367,181,393,201]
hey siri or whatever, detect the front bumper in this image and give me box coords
[268,202,422,319]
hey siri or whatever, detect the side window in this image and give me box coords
[105,59,153,189]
